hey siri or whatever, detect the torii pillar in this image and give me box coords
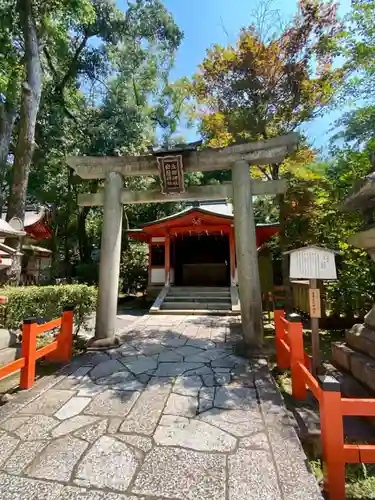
[232,160,263,347]
[88,171,123,348]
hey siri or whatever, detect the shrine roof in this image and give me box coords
[141,201,233,227]
[127,200,280,246]
[1,206,52,240]
[0,219,25,237]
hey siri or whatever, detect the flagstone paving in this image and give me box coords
[0,314,322,500]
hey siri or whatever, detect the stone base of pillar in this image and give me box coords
[87,336,120,350]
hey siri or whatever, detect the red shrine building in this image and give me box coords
[128,201,279,313]
[0,206,52,284]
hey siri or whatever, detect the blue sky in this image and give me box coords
[120,0,353,151]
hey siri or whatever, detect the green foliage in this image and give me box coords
[192,0,344,152]
[74,262,99,285]
[120,242,148,294]
[0,285,97,333]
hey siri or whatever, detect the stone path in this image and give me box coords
[0,315,322,500]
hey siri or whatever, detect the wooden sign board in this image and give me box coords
[288,247,337,280]
[309,288,321,318]
[157,155,185,194]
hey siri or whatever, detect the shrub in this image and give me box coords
[74,262,99,285]
[120,242,148,294]
[0,285,97,333]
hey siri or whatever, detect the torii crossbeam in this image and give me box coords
[68,133,298,348]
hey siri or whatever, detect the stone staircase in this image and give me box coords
[152,286,237,315]
[331,323,375,400]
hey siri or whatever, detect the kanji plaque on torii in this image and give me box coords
[157,155,185,194]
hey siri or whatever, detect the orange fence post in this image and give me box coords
[274,309,289,369]
[318,375,346,500]
[46,307,74,363]
[20,318,38,389]
[288,313,307,400]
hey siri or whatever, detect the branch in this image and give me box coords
[133,77,141,106]
[60,97,79,123]
[55,33,89,94]
[43,47,58,78]
[257,165,272,180]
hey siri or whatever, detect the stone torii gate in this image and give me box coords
[68,133,298,348]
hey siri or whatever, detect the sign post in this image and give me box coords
[284,245,339,377]
[309,279,321,376]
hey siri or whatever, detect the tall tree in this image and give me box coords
[192,0,345,305]
[4,0,42,283]
[25,0,183,279]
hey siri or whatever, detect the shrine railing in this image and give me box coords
[274,309,375,500]
[0,308,73,389]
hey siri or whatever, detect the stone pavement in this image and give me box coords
[0,315,322,500]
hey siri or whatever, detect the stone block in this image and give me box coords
[331,342,353,372]
[0,472,64,500]
[0,431,19,468]
[54,367,92,390]
[19,389,75,416]
[26,435,88,482]
[214,386,257,410]
[0,328,17,350]
[164,393,198,417]
[74,419,108,443]
[119,380,172,435]
[12,415,58,441]
[228,448,282,500]
[153,362,204,377]
[85,390,139,417]
[199,408,264,437]
[158,349,183,362]
[154,414,236,452]
[55,397,91,420]
[267,424,323,499]
[3,440,48,475]
[75,436,138,491]
[346,324,375,360]
[58,486,138,499]
[173,375,202,397]
[52,415,99,437]
[89,360,126,380]
[131,446,226,500]
[350,352,375,393]
[115,434,153,453]
[122,356,158,375]
[364,305,375,329]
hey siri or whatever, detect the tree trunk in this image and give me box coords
[121,209,129,252]
[0,71,20,215]
[77,207,91,263]
[0,108,16,215]
[2,0,42,284]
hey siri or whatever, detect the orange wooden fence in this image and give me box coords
[0,307,73,390]
[275,309,375,500]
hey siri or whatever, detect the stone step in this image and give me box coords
[166,296,231,303]
[154,308,238,316]
[346,324,375,360]
[169,287,230,293]
[332,341,375,393]
[161,301,231,310]
[0,346,20,367]
[168,291,231,297]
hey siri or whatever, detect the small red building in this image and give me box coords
[0,207,52,284]
[128,201,279,303]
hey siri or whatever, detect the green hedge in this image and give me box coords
[0,285,97,333]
